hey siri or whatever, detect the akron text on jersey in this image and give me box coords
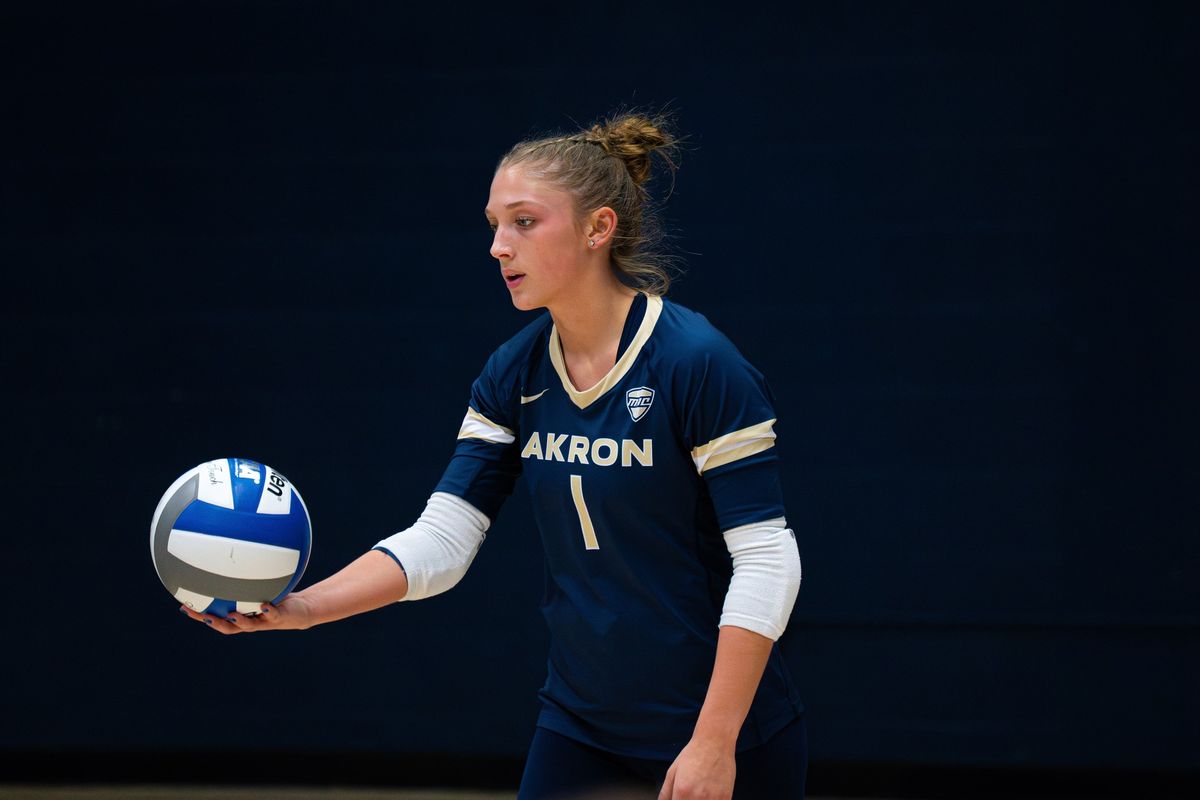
[520,432,653,467]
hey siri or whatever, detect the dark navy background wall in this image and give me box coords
[2,0,1196,780]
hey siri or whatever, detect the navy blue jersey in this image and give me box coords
[435,292,803,759]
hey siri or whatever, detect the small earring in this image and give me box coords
[588,240,596,248]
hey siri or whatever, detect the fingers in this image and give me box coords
[226,607,281,630]
[178,604,210,624]
[658,763,676,800]
[178,604,278,634]
[178,604,238,634]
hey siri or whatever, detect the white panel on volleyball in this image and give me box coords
[168,529,300,580]
[196,459,235,509]
[255,470,293,515]
[175,586,214,612]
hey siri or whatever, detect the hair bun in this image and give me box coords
[589,112,678,187]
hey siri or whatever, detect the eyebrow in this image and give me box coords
[484,200,543,215]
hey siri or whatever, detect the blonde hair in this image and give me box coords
[497,106,685,296]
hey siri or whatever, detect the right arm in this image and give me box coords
[181,490,492,634]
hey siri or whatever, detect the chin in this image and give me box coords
[510,290,545,312]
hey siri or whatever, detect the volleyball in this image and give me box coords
[150,458,312,620]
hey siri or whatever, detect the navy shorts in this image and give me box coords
[517,714,807,799]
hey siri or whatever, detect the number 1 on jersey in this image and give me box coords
[569,474,600,550]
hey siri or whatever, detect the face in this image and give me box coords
[485,163,586,311]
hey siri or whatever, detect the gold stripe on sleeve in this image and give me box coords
[691,418,777,474]
[701,437,776,473]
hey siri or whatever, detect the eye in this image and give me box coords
[487,217,534,232]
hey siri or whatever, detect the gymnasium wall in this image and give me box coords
[2,0,1195,782]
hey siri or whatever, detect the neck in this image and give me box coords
[549,274,639,362]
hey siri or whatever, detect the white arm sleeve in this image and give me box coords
[718,516,802,641]
[373,491,491,601]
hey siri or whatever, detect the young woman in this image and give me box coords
[181,109,807,800]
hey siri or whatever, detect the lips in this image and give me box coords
[503,271,525,285]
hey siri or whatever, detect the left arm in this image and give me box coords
[667,340,801,798]
[660,518,802,800]
[659,625,773,800]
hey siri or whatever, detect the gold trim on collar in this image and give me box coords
[549,294,664,410]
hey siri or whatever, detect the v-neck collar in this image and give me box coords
[548,293,664,410]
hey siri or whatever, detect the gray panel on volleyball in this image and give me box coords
[153,474,294,601]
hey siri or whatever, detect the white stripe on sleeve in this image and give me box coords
[457,407,515,445]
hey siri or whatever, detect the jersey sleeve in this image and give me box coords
[680,332,786,532]
[432,347,523,522]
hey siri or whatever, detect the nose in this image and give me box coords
[490,229,512,261]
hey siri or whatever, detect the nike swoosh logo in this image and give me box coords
[520,389,549,404]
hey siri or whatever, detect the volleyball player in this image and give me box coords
[181,108,807,799]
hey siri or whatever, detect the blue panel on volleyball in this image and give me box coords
[174,498,310,550]
[201,598,237,618]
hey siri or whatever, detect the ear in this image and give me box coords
[586,206,618,246]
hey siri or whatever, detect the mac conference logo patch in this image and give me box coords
[626,386,655,422]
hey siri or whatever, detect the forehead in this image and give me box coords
[486,164,571,212]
